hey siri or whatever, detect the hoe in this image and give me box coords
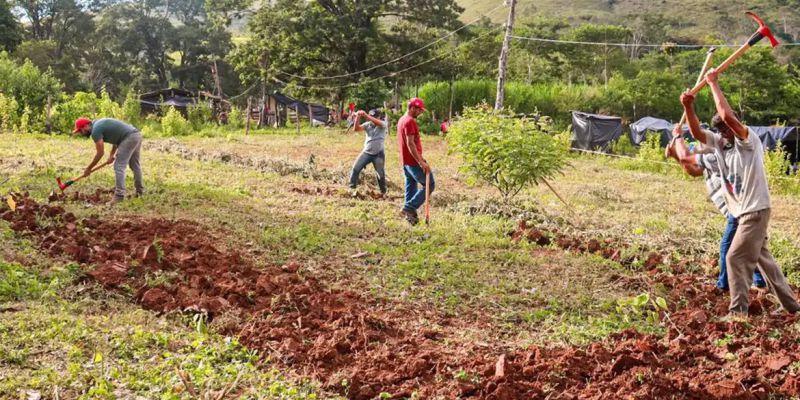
[56,161,112,192]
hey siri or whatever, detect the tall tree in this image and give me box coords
[12,0,93,91]
[232,0,463,101]
[563,24,632,86]
[0,0,22,52]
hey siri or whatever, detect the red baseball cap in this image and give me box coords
[73,118,92,133]
[408,98,426,111]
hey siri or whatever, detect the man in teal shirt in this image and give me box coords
[73,117,144,203]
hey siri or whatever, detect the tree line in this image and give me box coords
[1,0,799,130]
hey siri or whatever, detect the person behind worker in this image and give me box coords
[348,109,388,196]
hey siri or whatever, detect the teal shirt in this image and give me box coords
[90,118,137,145]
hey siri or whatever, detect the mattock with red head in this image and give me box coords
[56,161,112,193]
[688,11,779,95]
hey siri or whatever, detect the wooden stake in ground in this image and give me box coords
[45,96,52,134]
[245,97,252,136]
[494,0,517,110]
[425,172,431,225]
[295,104,301,134]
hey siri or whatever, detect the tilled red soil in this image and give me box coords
[47,188,115,205]
[4,193,800,399]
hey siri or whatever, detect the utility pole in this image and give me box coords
[494,0,517,110]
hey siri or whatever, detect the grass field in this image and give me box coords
[3,128,800,398]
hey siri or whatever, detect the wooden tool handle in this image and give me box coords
[679,49,717,126]
[424,173,431,225]
[689,44,752,95]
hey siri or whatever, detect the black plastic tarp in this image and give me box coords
[629,117,674,147]
[750,126,798,150]
[571,111,623,150]
[751,126,799,163]
[272,92,330,123]
[139,88,198,114]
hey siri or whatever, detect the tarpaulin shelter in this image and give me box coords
[139,88,200,115]
[750,126,800,163]
[630,117,674,147]
[270,92,330,124]
[571,111,623,151]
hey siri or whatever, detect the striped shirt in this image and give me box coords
[696,153,728,217]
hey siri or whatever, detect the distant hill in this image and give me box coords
[459,0,800,44]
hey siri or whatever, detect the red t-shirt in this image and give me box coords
[398,115,423,166]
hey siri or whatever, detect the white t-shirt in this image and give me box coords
[705,128,771,217]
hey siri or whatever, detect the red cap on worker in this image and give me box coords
[73,118,92,133]
[408,98,426,111]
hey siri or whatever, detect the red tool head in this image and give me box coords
[746,11,779,48]
[56,177,66,191]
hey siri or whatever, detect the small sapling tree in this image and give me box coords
[447,104,568,200]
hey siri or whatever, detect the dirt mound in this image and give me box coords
[0,192,481,398]
[5,193,800,399]
[290,185,398,201]
[48,188,114,204]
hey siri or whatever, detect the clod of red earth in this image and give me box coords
[48,188,115,205]
[7,192,800,399]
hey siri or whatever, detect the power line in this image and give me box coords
[276,2,507,81]
[274,25,505,91]
[509,35,800,48]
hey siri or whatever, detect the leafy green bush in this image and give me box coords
[447,104,568,200]
[187,103,213,130]
[635,133,669,174]
[161,106,191,136]
[120,90,142,127]
[53,92,100,133]
[0,93,19,132]
[227,106,244,129]
[0,52,62,114]
[764,144,800,195]
[15,106,34,134]
[98,88,122,120]
[610,132,639,156]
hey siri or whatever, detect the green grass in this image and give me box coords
[0,299,324,399]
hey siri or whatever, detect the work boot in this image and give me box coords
[109,196,124,206]
[401,209,418,226]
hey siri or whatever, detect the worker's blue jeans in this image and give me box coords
[718,214,766,290]
[403,165,435,212]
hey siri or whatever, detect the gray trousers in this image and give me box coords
[114,131,144,199]
[728,208,800,313]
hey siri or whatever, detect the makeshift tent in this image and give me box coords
[629,117,674,147]
[750,126,800,163]
[571,111,623,151]
[270,92,330,124]
[139,88,200,115]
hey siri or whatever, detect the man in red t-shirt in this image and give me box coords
[397,98,435,225]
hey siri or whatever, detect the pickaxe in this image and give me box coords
[688,11,779,96]
[56,161,112,192]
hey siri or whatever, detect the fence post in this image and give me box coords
[45,96,52,134]
[245,97,252,136]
